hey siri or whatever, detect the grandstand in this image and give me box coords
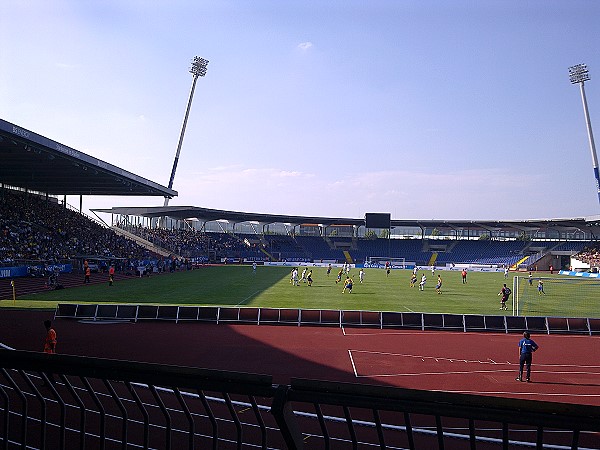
[3,118,600,449]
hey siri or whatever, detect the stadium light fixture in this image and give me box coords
[163,56,210,209]
[569,63,600,206]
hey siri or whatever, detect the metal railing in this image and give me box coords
[1,349,600,449]
[55,304,600,336]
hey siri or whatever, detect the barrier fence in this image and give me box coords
[1,349,600,450]
[55,304,600,336]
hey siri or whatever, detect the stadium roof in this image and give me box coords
[0,118,177,197]
[91,205,600,237]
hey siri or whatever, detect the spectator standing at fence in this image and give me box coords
[42,320,57,386]
[108,264,115,286]
[516,331,539,382]
[43,320,57,354]
[84,265,91,284]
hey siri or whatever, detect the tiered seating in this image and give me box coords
[297,236,344,261]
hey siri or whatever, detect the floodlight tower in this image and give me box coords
[569,63,600,205]
[163,56,209,208]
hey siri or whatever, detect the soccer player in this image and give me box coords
[419,274,427,291]
[504,266,509,279]
[461,268,467,284]
[410,273,417,287]
[292,268,299,286]
[528,272,533,286]
[326,264,332,276]
[435,274,442,294]
[359,268,365,284]
[537,279,545,295]
[307,270,313,286]
[336,269,343,284]
[300,268,307,283]
[498,283,511,310]
[342,276,353,293]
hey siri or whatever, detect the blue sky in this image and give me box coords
[1,0,600,221]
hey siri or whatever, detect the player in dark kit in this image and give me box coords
[498,284,511,310]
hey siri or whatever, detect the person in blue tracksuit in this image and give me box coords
[516,331,539,382]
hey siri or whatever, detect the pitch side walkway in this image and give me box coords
[2,309,599,406]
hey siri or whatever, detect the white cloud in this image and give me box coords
[297,42,313,50]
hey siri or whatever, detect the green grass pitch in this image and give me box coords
[6,265,600,318]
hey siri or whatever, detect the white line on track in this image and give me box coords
[348,349,600,370]
[348,350,358,377]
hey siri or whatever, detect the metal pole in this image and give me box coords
[163,56,208,209]
[163,74,199,206]
[578,82,600,204]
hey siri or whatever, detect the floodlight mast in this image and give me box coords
[569,63,600,205]
[163,56,209,208]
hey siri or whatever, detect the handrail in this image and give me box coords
[1,349,599,449]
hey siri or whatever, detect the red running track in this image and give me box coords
[2,309,600,406]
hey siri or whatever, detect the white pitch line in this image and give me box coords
[348,350,358,377]
[349,349,600,370]
[442,389,600,399]
[0,343,15,350]
[357,369,517,378]
[235,290,260,307]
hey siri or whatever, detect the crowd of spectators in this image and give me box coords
[1,189,155,266]
[574,243,600,269]
[123,225,250,259]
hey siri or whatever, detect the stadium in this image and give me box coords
[2,114,600,449]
